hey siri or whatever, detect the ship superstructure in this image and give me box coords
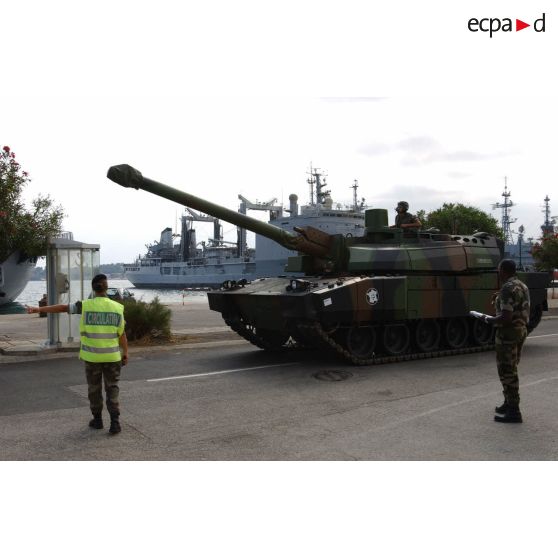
[124,167,368,288]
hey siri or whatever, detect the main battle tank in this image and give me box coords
[108,164,550,365]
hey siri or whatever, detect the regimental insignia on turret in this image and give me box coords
[366,288,379,306]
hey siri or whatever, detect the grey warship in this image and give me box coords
[124,167,368,288]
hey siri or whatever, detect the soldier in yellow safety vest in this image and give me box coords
[26,274,128,434]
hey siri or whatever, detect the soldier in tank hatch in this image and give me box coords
[390,201,422,230]
[472,259,529,423]
[26,274,128,434]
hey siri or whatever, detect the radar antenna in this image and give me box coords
[491,176,516,244]
[306,163,330,206]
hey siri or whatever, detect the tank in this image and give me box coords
[108,164,550,365]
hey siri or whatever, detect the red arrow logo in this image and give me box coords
[516,19,530,31]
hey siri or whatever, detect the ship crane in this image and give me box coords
[185,208,222,246]
[237,195,284,257]
[237,195,283,216]
[208,239,239,246]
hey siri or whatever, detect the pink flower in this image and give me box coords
[2,146,10,152]
[23,171,28,177]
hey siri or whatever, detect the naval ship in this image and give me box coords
[124,168,368,288]
[0,251,37,306]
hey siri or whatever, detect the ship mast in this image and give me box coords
[306,164,330,206]
[541,195,556,238]
[492,177,516,245]
[350,179,365,212]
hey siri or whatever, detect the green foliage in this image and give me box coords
[0,146,64,262]
[122,296,171,341]
[418,203,503,238]
[531,233,558,272]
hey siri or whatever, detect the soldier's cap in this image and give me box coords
[396,201,409,211]
[499,259,516,275]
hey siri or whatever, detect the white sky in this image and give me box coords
[3,0,558,554]
[4,95,558,262]
[2,0,557,264]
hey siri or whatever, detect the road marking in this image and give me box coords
[372,375,558,433]
[528,333,558,339]
[147,362,300,382]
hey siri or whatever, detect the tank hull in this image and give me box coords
[208,271,549,364]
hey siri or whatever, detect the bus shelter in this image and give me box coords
[45,234,100,348]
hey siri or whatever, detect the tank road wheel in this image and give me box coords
[381,324,410,356]
[345,326,377,359]
[413,320,441,353]
[470,319,493,346]
[255,328,290,350]
[443,318,469,349]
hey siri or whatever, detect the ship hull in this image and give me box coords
[0,252,37,305]
[125,259,297,289]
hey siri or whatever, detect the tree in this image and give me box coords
[0,145,64,262]
[531,233,558,272]
[418,203,503,238]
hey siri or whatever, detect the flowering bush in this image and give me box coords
[0,146,64,262]
[531,233,558,272]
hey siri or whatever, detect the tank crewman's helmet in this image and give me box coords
[396,201,409,212]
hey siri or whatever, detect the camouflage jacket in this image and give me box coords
[495,276,530,333]
[395,212,419,227]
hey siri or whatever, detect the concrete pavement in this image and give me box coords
[0,301,238,360]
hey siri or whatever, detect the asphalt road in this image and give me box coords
[1,319,557,460]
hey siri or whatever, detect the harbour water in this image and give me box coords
[0,279,209,314]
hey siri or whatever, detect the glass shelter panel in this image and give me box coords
[46,239,100,347]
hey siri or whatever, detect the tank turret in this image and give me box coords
[108,164,549,365]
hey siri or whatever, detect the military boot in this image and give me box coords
[109,414,121,435]
[494,405,523,423]
[89,414,104,429]
[495,401,509,414]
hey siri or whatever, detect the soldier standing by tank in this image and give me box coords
[481,259,530,423]
[390,201,422,229]
[26,274,128,434]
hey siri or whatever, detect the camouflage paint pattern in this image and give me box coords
[108,165,550,353]
[85,361,121,416]
[493,276,530,406]
[495,333,526,406]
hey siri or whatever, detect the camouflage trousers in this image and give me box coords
[495,329,527,407]
[84,361,121,416]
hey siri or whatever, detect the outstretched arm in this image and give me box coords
[26,304,69,314]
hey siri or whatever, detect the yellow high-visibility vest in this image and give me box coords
[79,297,125,362]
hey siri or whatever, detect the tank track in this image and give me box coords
[300,322,495,366]
[225,315,496,365]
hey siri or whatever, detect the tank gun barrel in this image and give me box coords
[107,164,332,258]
